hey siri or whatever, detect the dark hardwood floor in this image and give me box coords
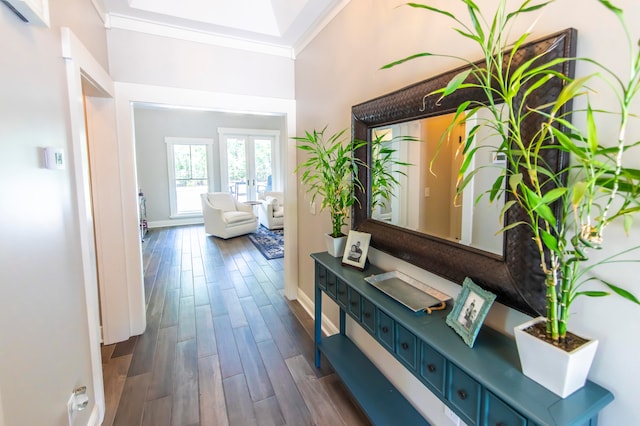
[101,224,370,426]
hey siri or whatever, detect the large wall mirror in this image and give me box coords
[352,29,576,316]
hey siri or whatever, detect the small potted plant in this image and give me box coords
[386,0,640,397]
[294,127,367,257]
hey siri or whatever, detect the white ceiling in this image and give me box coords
[101,0,348,52]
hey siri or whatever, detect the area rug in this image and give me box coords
[248,225,284,260]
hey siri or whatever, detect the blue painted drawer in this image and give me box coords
[377,310,395,351]
[361,298,376,334]
[483,390,526,426]
[448,364,481,425]
[336,279,348,308]
[326,272,337,299]
[420,342,446,396]
[348,287,362,320]
[316,263,327,290]
[396,324,417,370]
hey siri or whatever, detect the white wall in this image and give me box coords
[107,28,295,99]
[295,0,640,424]
[0,1,108,425]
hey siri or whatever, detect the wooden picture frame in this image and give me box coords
[446,277,496,348]
[342,230,371,270]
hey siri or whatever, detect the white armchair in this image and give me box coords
[201,192,258,239]
[257,191,284,230]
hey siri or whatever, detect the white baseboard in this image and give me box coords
[87,404,101,426]
[148,218,204,229]
[296,289,339,336]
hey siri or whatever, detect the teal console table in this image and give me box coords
[312,252,614,426]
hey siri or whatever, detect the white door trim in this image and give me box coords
[115,83,299,300]
[61,27,114,425]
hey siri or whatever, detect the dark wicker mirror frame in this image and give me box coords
[352,29,577,316]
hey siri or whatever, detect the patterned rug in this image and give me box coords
[248,225,284,260]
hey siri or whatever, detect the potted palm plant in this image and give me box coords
[385,0,640,397]
[294,127,367,257]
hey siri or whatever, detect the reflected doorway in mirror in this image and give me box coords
[371,106,507,257]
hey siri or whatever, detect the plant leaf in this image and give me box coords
[586,103,598,154]
[540,187,567,204]
[571,181,588,207]
[534,202,556,225]
[601,280,640,305]
[575,291,610,298]
[443,69,472,97]
[381,53,433,70]
[496,221,527,234]
[509,173,523,192]
[540,228,558,251]
[624,214,634,235]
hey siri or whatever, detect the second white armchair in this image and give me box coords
[258,191,284,230]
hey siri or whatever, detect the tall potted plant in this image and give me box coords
[385,0,640,397]
[294,127,367,257]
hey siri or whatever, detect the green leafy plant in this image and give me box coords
[294,127,367,238]
[370,133,414,212]
[384,0,640,344]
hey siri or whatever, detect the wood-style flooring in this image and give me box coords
[101,224,370,426]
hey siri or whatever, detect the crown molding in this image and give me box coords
[293,0,350,58]
[108,14,295,58]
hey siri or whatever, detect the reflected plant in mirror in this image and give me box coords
[370,107,507,256]
[369,132,414,224]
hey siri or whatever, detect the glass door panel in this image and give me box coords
[226,137,248,202]
[222,134,275,202]
[254,137,273,198]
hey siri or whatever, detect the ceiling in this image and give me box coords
[101,0,348,53]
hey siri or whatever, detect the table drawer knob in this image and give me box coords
[401,342,409,350]
[350,301,357,307]
[427,364,436,373]
[364,312,371,319]
[381,326,389,333]
[457,389,467,400]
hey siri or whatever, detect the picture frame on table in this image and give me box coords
[446,277,496,348]
[341,230,371,271]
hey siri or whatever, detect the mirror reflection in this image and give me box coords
[370,107,506,256]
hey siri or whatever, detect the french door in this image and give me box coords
[219,129,279,202]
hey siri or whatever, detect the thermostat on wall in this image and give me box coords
[43,147,65,170]
[492,151,507,165]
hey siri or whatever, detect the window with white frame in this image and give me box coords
[165,137,213,216]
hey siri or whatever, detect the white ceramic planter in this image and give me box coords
[325,234,347,257]
[514,317,598,398]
